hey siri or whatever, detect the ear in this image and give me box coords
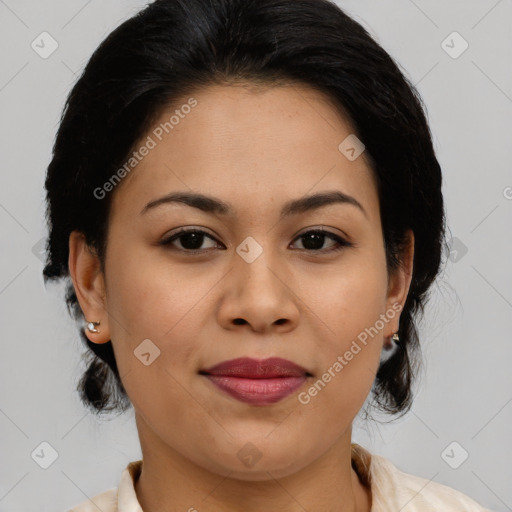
[68,230,111,344]
[383,229,415,340]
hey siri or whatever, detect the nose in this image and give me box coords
[217,250,300,334]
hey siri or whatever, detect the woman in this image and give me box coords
[43,0,490,510]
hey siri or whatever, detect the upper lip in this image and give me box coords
[200,357,312,378]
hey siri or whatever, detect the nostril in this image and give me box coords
[233,318,246,325]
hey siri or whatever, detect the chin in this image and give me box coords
[201,442,313,482]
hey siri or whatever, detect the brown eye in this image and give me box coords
[291,229,352,253]
[160,228,352,255]
[160,229,222,253]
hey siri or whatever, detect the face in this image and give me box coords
[70,82,413,481]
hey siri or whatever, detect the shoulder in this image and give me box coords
[66,487,117,512]
[368,451,491,512]
[65,460,143,512]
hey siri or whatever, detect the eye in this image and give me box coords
[290,228,352,253]
[159,227,353,255]
[159,228,223,253]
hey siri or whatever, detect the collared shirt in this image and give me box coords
[67,443,490,511]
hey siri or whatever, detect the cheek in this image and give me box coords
[105,240,210,337]
[104,244,200,375]
[296,255,388,407]
[295,249,389,340]
[104,240,232,405]
[104,255,206,424]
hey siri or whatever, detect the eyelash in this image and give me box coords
[159,228,353,255]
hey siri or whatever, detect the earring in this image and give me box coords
[392,332,400,343]
[86,320,100,333]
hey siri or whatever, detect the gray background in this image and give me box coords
[0,1,511,511]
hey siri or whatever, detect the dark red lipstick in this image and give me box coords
[200,357,312,405]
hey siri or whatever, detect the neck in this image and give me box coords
[133,414,371,512]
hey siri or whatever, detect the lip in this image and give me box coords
[199,357,312,405]
[201,357,311,378]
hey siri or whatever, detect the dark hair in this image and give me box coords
[43,0,448,419]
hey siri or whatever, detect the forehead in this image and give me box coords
[110,82,379,223]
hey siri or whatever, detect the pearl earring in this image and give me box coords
[85,320,100,333]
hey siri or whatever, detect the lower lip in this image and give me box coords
[203,375,308,405]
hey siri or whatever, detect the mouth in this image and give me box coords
[199,357,313,405]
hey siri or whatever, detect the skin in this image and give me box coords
[69,82,414,512]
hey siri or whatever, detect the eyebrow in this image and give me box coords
[140,190,367,219]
